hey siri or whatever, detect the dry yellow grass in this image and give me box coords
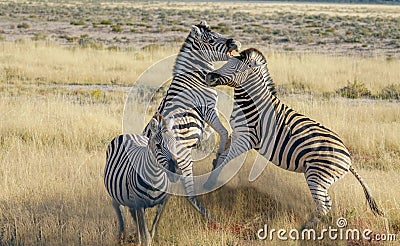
[0,41,176,85]
[2,42,399,95]
[264,51,400,93]
[0,41,399,244]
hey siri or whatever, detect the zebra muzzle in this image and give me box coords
[205,72,220,86]
[227,39,241,56]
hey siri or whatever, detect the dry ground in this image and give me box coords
[0,1,399,245]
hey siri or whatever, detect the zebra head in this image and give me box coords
[149,114,182,182]
[186,20,241,62]
[205,48,271,88]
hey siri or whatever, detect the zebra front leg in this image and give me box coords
[150,196,169,239]
[112,200,125,242]
[137,207,151,246]
[206,112,229,159]
[203,138,253,190]
[129,208,140,244]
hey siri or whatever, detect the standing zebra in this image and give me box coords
[104,114,180,245]
[204,48,383,227]
[142,21,240,216]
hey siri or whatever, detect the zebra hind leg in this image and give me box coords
[112,200,125,242]
[303,173,333,229]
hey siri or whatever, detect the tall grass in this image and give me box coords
[1,42,399,95]
[0,41,176,85]
[264,51,400,94]
[0,41,399,244]
[0,87,399,244]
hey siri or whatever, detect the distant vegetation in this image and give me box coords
[258,0,399,4]
[0,1,399,56]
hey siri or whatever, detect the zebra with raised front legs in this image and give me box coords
[104,114,181,245]
[142,21,240,218]
[204,48,383,227]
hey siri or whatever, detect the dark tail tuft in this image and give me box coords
[350,166,384,216]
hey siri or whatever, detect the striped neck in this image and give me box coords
[235,69,276,110]
[173,36,214,77]
[143,147,165,179]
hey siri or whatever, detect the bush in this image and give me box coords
[336,80,371,99]
[111,25,122,33]
[100,19,112,25]
[378,84,400,100]
[70,20,85,26]
[17,22,30,29]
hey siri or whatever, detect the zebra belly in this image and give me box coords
[258,134,351,175]
[124,191,167,208]
[126,171,168,208]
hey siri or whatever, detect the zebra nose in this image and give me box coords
[205,73,219,86]
[226,39,241,52]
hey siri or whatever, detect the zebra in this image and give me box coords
[203,48,383,227]
[142,21,241,217]
[104,114,181,245]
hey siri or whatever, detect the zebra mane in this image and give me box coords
[195,21,211,32]
[174,23,213,77]
[239,48,277,95]
[152,113,175,132]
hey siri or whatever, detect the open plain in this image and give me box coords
[0,1,399,245]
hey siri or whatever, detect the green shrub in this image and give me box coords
[111,25,122,33]
[100,19,112,25]
[336,80,371,99]
[70,20,85,26]
[17,22,30,29]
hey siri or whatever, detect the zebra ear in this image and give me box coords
[190,25,202,39]
[199,20,210,29]
[149,118,159,134]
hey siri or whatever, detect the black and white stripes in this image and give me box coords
[142,21,240,214]
[204,48,383,227]
[104,114,179,245]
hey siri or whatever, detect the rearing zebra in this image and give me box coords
[204,48,383,227]
[142,21,240,217]
[104,114,180,245]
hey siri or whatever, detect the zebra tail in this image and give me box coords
[349,166,384,216]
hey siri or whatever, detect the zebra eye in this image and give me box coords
[156,144,161,149]
[208,39,215,44]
